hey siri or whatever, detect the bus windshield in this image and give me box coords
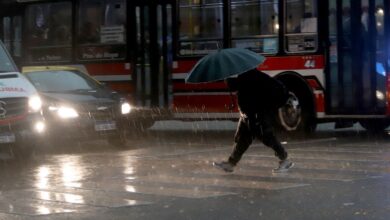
[0,40,17,73]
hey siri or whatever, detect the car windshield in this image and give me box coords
[25,70,101,93]
[0,41,17,73]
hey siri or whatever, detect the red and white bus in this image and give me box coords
[0,0,389,133]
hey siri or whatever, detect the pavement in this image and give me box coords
[0,121,389,219]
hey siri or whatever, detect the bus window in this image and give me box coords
[2,16,22,63]
[12,16,22,58]
[25,2,72,63]
[231,0,278,54]
[2,17,11,52]
[77,0,126,61]
[285,0,318,53]
[178,0,223,56]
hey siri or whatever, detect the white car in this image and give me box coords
[0,40,45,147]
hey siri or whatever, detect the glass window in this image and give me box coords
[26,70,100,93]
[12,16,22,58]
[77,0,126,61]
[231,0,278,54]
[285,0,318,53]
[375,2,385,36]
[2,17,11,52]
[0,41,17,72]
[178,0,223,56]
[26,2,72,63]
[374,1,386,109]
[2,16,22,58]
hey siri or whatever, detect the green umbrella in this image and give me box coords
[185,48,266,83]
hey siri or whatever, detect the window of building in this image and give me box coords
[77,0,126,61]
[26,2,72,63]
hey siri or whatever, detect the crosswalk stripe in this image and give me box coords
[45,181,237,199]
[203,168,372,182]
[290,148,385,155]
[123,184,236,198]
[156,152,389,171]
[0,197,100,216]
[125,175,309,191]
[2,189,151,208]
[132,156,376,182]
[242,155,390,173]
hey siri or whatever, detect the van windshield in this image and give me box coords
[0,41,17,73]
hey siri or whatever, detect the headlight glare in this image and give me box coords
[57,107,79,119]
[28,96,42,112]
[121,103,132,114]
[34,121,46,133]
[376,90,385,100]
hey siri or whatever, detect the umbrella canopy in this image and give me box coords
[185,48,266,83]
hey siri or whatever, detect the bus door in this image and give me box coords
[0,6,23,66]
[326,0,389,115]
[130,1,174,109]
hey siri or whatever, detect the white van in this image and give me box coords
[0,40,45,146]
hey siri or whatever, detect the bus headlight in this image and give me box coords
[28,95,42,112]
[121,103,132,114]
[376,90,385,100]
[57,107,79,119]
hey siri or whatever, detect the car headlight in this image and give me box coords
[28,95,42,112]
[121,102,132,114]
[57,106,79,119]
[34,121,46,133]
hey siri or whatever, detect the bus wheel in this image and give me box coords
[359,119,390,133]
[277,90,316,134]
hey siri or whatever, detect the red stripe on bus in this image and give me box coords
[173,95,238,112]
[173,82,227,91]
[315,93,325,113]
[259,55,325,71]
[306,79,321,90]
[173,55,325,73]
[173,60,198,73]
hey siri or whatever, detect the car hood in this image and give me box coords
[40,90,119,107]
[0,72,37,98]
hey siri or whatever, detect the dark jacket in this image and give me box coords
[228,69,288,116]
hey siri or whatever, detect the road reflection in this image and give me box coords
[34,155,88,189]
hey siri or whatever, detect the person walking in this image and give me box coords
[213,69,294,173]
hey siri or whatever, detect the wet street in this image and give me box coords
[1,121,390,220]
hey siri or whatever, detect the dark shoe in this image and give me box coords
[213,161,235,173]
[272,159,294,173]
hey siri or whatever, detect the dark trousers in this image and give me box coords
[228,114,287,165]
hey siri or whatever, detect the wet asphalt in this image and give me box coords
[0,121,390,220]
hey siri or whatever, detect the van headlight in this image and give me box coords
[28,95,42,112]
[121,102,132,114]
